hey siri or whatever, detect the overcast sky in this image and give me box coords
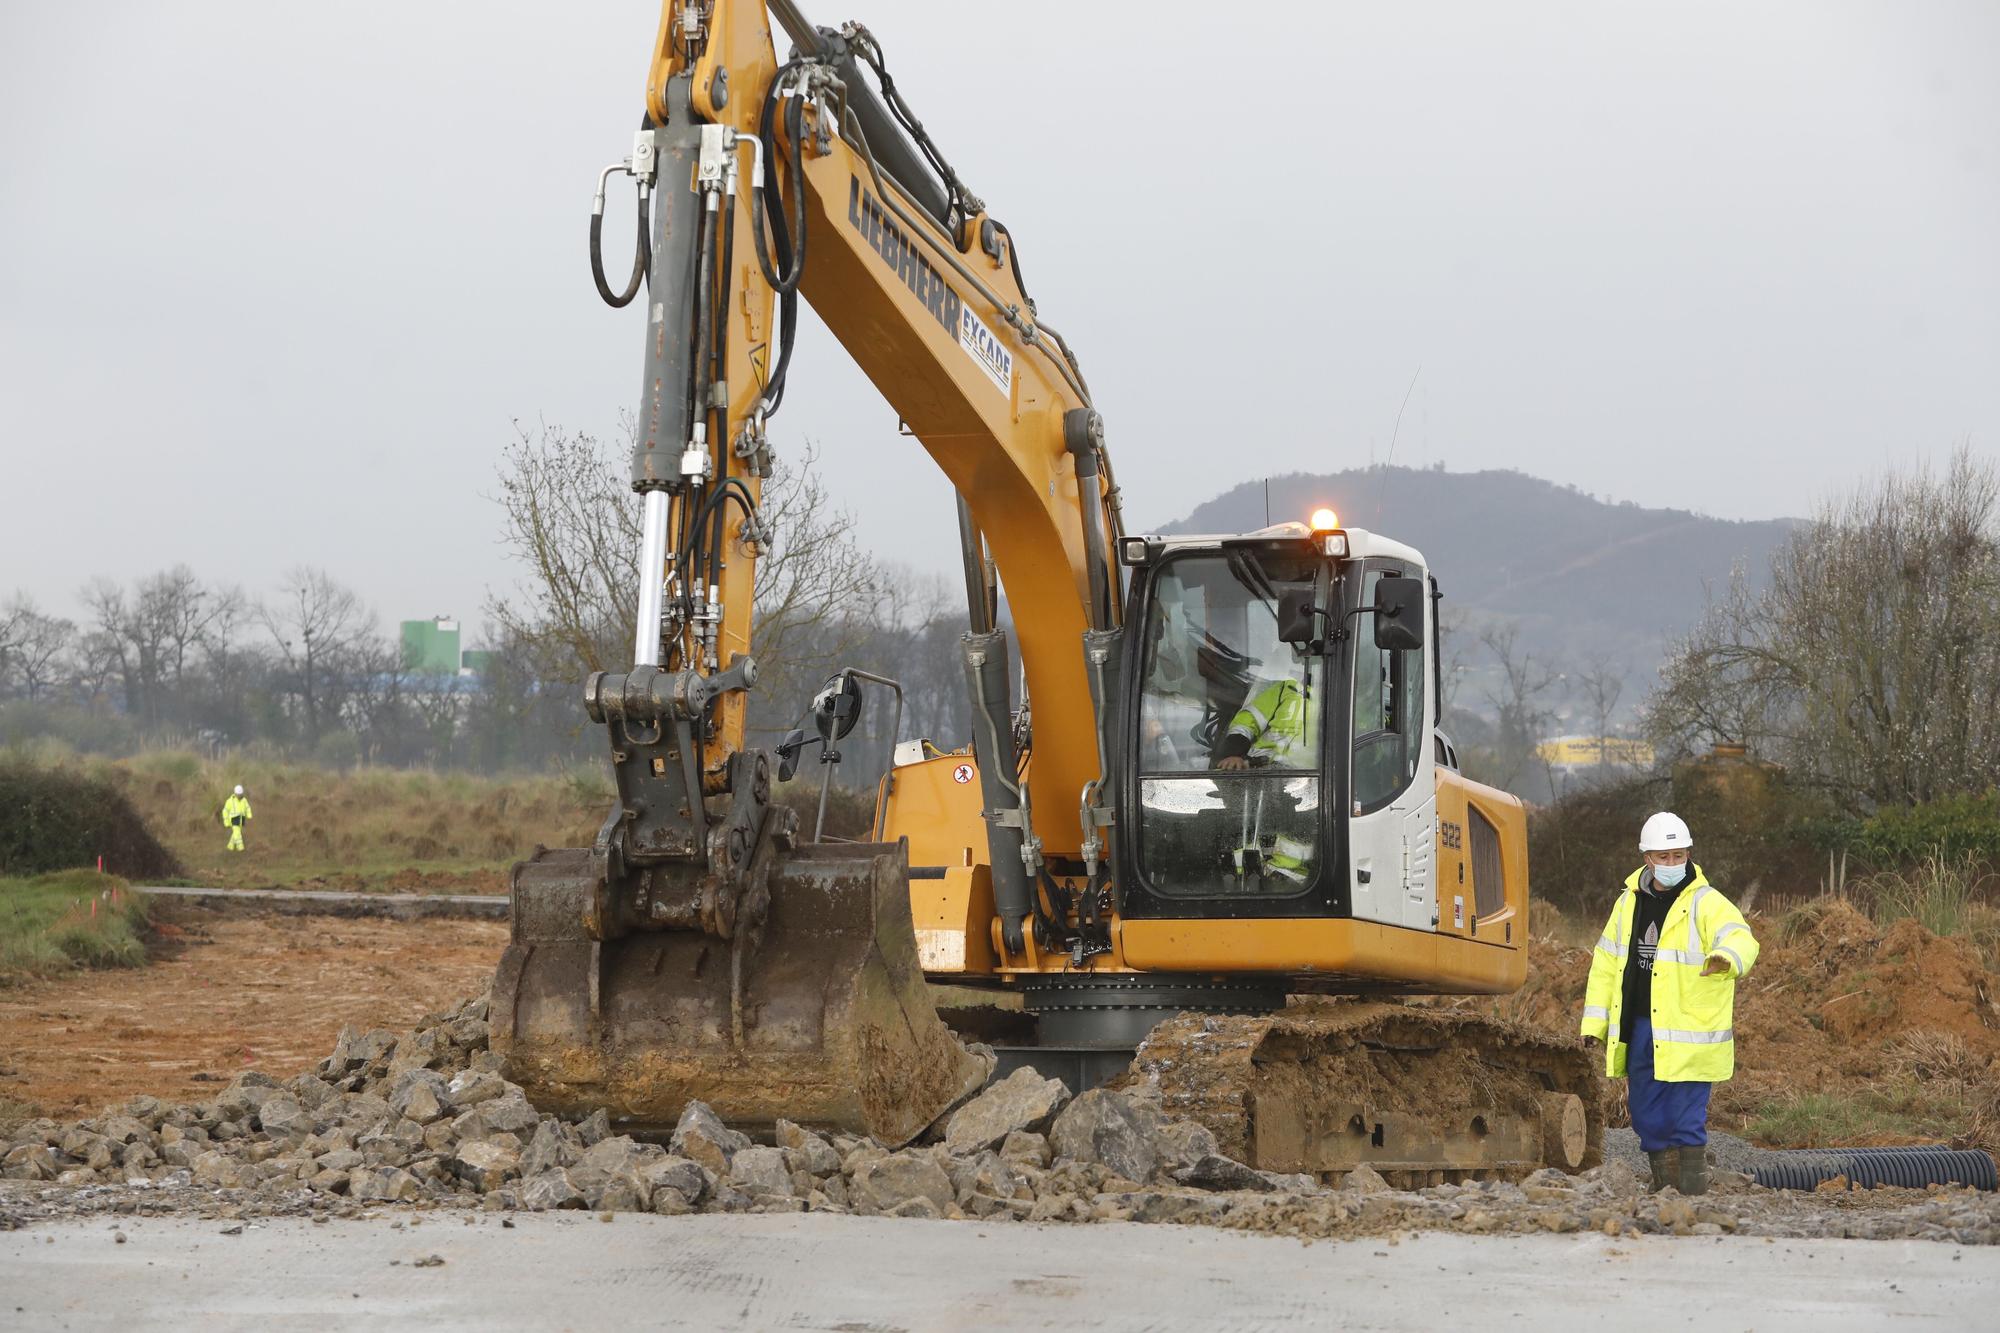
[3,1,1995,642]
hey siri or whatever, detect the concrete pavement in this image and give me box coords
[136,885,508,921]
[2,1212,1991,1330]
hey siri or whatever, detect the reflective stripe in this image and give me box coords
[1653,1027,1733,1044]
[1582,1005,1609,1020]
[1270,834,1312,861]
[1715,944,1747,976]
[1652,948,1707,966]
[1687,885,1714,952]
[1715,921,1751,943]
[1596,936,1627,958]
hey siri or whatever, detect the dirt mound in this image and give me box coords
[1482,898,2000,1146]
[0,762,182,880]
[1818,919,1997,1050]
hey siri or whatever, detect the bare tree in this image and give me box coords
[1477,623,1565,794]
[745,444,886,728]
[71,629,125,710]
[1574,650,1626,767]
[1647,446,2000,807]
[488,421,885,738]
[260,567,371,747]
[0,596,30,695]
[79,566,240,727]
[489,419,640,681]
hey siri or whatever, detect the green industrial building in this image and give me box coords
[399,618,497,677]
[400,617,462,675]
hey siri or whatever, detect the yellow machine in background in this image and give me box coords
[491,0,1600,1179]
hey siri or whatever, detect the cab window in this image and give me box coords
[1133,550,1326,897]
[1351,564,1426,812]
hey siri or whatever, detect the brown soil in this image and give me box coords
[0,911,506,1122]
[1474,898,2000,1144]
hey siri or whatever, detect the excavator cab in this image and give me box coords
[1113,522,1431,926]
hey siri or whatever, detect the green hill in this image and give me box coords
[1155,465,1796,727]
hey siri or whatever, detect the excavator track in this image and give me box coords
[1133,999,1605,1187]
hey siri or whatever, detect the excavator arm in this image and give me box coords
[491,0,1123,1143]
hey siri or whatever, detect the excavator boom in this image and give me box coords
[490,0,1110,1143]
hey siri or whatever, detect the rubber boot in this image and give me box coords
[1678,1147,1709,1197]
[1646,1149,1676,1193]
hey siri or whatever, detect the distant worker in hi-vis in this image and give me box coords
[221,784,253,852]
[1580,812,1758,1196]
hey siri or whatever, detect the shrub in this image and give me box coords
[1861,852,1994,939]
[1527,763,1832,914]
[0,762,184,879]
[1814,790,2000,870]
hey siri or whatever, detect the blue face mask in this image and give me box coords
[1653,862,1688,888]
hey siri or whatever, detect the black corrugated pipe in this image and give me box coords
[1751,1145,1997,1192]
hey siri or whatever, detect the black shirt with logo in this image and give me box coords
[1620,870,1687,1043]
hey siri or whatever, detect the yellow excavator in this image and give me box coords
[491,0,1601,1181]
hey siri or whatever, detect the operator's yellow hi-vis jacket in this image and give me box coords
[1579,866,1759,1082]
[1225,678,1316,765]
[221,794,253,826]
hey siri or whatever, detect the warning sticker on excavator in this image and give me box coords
[951,763,975,785]
[957,305,1014,396]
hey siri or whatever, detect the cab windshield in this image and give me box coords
[1134,550,1328,897]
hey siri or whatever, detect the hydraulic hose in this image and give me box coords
[684,200,715,443]
[591,172,651,309]
[750,71,810,297]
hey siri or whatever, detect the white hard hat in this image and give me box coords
[234,784,244,796]
[1639,811,1692,852]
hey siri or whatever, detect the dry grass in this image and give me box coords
[1528,897,1599,949]
[1742,1083,1982,1149]
[1862,851,1994,939]
[1884,1030,1989,1088]
[0,870,150,984]
[5,741,605,891]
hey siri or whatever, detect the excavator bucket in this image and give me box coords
[489,840,989,1147]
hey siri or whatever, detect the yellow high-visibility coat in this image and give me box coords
[1225,678,1317,766]
[221,794,253,827]
[1579,865,1759,1082]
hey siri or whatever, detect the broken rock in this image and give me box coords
[727,1146,795,1199]
[851,1152,954,1214]
[453,1140,521,1193]
[1048,1088,1172,1185]
[349,1166,421,1202]
[669,1101,749,1176]
[1174,1154,1276,1193]
[943,1067,1071,1156]
[519,1168,586,1211]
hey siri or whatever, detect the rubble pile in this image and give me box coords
[5,998,1999,1244]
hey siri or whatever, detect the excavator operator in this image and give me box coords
[1213,675,1317,771]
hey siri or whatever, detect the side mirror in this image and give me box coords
[810,672,862,742]
[1372,576,1426,651]
[1276,586,1322,647]
[776,727,810,782]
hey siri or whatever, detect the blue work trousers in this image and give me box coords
[1627,1016,1712,1151]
